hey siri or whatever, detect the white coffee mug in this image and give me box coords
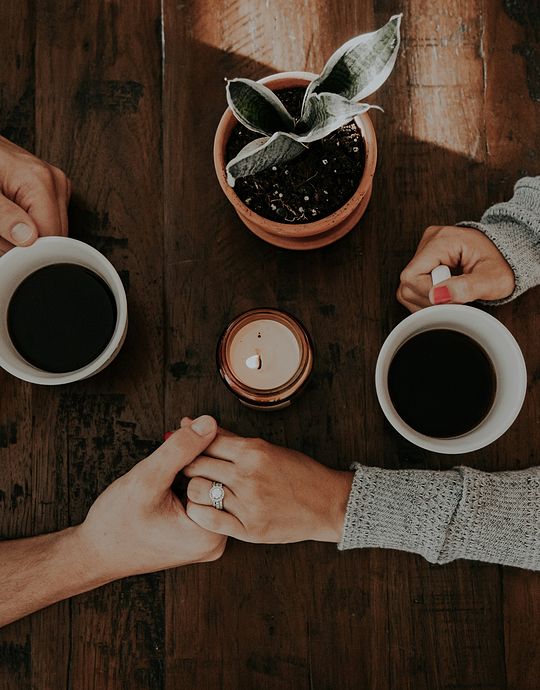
[0,236,128,385]
[375,266,527,454]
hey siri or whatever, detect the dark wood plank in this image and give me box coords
[162,3,312,688]
[0,3,71,689]
[373,3,507,689]
[483,4,540,689]
[31,1,165,688]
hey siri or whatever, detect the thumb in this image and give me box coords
[429,275,484,305]
[181,415,238,438]
[140,415,217,488]
[0,192,38,247]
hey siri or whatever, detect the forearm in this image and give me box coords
[458,176,540,303]
[0,526,108,628]
[339,464,540,570]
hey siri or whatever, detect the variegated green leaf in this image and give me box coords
[302,14,402,108]
[297,93,380,143]
[226,78,296,136]
[226,132,306,186]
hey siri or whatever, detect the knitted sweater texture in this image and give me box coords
[339,177,540,570]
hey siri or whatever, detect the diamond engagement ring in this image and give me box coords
[209,482,225,510]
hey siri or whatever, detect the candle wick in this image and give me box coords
[245,354,262,370]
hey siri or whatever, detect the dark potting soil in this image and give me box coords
[225,87,366,224]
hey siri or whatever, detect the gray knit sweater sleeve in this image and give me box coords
[339,177,540,569]
[338,464,540,570]
[457,176,540,303]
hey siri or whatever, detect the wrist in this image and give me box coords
[314,470,354,543]
[0,527,112,628]
[63,524,118,589]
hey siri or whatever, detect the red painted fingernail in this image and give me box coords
[163,431,174,441]
[433,286,452,304]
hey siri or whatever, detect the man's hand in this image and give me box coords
[397,225,516,312]
[183,420,353,545]
[0,135,70,255]
[75,415,227,581]
[0,415,226,628]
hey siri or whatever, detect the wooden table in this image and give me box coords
[1,1,539,688]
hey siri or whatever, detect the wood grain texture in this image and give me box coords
[3,1,166,688]
[36,0,166,684]
[0,0,538,688]
[482,4,540,689]
[0,4,67,690]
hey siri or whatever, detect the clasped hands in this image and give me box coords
[72,415,353,584]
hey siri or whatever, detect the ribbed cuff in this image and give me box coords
[436,466,540,569]
[338,464,540,570]
[457,176,540,305]
[338,464,462,563]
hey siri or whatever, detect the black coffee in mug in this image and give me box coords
[7,263,117,373]
[387,329,497,438]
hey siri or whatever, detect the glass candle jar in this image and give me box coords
[217,308,314,410]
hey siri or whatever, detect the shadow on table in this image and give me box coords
[64,37,529,250]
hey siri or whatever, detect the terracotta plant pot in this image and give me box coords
[213,71,378,250]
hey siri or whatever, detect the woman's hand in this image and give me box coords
[0,135,70,255]
[397,225,516,312]
[74,416,227,582]
[183,422,353,544]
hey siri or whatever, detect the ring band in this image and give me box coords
[209,481,225,510]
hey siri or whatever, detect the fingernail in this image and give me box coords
[433,286,452,304]
[11,223,35,244]
[163,431,173,441]
[191,415,215,436]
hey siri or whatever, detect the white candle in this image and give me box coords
[228,318,302,390]
[218,308,313,410]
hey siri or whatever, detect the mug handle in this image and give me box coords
[431,264,451,286]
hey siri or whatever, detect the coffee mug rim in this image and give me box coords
[375,304,527,454]
[0,236,128,385]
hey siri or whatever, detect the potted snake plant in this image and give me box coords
[213,14,402,250]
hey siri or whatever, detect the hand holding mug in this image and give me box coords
[379,268,527,453]
[397,225,515,312]
[183,420,353,544]
[0,135,70,255]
